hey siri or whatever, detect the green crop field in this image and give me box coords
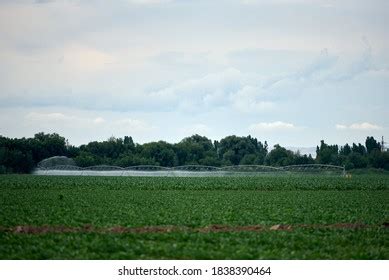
[0,174,388,259]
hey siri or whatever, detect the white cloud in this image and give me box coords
[127,0,173,4]
[148,68,251,111]
[26,112,62,121]
[335,124,348,130]
[230,86,275,113]
[241,0,336,5]
[249,121,297,132]
[24,112,154,133]
[145,68,279,114]
[93,117,105,124]
[0,0,388,147]
[336,122,382,131]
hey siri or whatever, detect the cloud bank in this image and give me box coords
[336,122,383,131]
[0,0,388,146]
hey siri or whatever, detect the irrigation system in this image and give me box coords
[34,162,346,177]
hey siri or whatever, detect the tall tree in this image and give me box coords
[365,136,381,154]
[316,140,339,165]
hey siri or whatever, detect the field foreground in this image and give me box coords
[0,175,388,259]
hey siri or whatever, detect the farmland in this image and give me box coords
[0,174,388,259]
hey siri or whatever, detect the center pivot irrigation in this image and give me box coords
[34,164,346,177]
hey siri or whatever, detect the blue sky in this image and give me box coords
[0,0,388,147]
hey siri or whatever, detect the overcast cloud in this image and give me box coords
[0,0,388,147]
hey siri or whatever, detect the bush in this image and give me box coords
[0,165,6,174]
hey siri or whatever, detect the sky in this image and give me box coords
[0,0,388,148]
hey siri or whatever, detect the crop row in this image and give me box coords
[1,174,389,191]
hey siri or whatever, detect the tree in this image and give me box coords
[74,151,100,167]
[294,153,315,165]
[365,136,381,154]
[175,135,217,165]
[218,135,267,166]
[265,144,295,166]
[339,144,352,156]
[1,132,389,173]
[240,154,258,165]
[368,150,389,170]
[31,132,67,161]
[351,143,366,155]
[140,141,177,167]
[0,148,34,173]
[316,140,339,165]
[347,152,368,169]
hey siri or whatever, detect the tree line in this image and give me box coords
[0,133,388,173]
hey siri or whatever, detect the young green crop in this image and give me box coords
[0,174,388,259]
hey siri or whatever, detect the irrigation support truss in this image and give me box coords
[35,164,347,177]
